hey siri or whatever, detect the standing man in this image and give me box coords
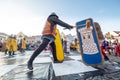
[21,38,26,53]
[27,12,76,70]
[12,36,18,55]
[7,36,12,56]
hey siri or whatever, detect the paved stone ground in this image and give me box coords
[0,51,120,80]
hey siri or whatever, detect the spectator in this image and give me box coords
[102,38,111,55]
[100,39,110,60]
[114,43,120,56]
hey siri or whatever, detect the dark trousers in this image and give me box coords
[28,38,57,63]
[5,49,8,55]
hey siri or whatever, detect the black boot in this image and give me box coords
[9,51,11,56]
[104,56,109,61]
[54,60,63,63]
[5,50,7,55]
[13,51,15,55]
[27,62,33,70]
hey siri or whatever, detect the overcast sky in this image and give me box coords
[0,0,120,36]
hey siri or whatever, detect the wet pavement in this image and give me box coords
[0,51,120,80]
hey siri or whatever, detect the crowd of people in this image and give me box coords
[62,34,120,62]
[0,12,120,71]
[100,38,120,60]
[0,35,27,57]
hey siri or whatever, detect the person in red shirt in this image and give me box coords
[100,39,110,60]
[114,43,120,56]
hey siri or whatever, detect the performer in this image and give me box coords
[11,36,18,55]
[27,12,76,70]
[6,36,13,56]
[21,38,26,53]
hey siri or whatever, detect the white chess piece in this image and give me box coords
[78,26,98,54]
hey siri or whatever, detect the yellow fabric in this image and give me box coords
[7,38,12,51]
[55,29,64,61]
[74,43,78,49]
[22,39,26,49]
[11,38,18,51]
[7,38,18,51]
